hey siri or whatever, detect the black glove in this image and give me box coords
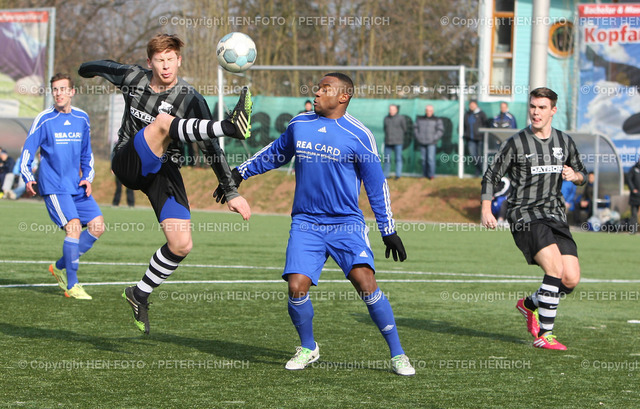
[213,168,243,204]
[382,233,406,262]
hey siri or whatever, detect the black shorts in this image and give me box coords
[511,218,578,265]
[112,131,190,221]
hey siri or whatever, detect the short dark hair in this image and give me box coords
[147,33,184,59]
[50,72,73,88]
[305,99,312,105]
[324,72,354,98]
[529,87,558,108]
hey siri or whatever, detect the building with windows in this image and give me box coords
[477,0,580,129]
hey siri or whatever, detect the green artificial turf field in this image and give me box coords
[0,200,638,408]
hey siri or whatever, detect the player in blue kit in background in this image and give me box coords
[214,73,415,376]
[21,73,105,300]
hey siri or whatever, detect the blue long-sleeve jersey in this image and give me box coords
[21,106,94,195]
[238,112,396,236]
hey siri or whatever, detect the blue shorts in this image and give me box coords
[282,218,375,286]
[44,193,102,228]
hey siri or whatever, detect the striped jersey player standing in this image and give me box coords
[481,87,587,350]
[214,73,415,375]
[78,34,252,334]
[21,73,105,300]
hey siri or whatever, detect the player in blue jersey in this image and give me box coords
[21,73,105,300]
[214,73,415,376]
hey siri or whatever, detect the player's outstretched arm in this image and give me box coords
[213,168,244,204]
[78,60,130,86]
[214,129,295,203]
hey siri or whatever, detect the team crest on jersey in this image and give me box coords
[552,147,564,161]
[158,101,173,115]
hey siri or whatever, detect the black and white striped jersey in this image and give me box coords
[481,126,587,224]
[79,60,237,195]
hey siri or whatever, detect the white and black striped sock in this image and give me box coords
[169,118,225,143]
[135,243,185,302]
[536,275,562,336]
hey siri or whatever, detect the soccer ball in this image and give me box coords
[216,32,257,73]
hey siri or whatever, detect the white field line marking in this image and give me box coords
[1,259,639,287]
[0,259,539,278]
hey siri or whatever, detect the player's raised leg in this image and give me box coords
[348,266,415,376]
[140,88,252,158]
[285,273,319,370]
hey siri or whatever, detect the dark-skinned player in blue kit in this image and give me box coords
[214,73,415,376]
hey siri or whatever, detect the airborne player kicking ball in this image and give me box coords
[214,73,415,375]
[79,34,251,334]
[481,87,587,350]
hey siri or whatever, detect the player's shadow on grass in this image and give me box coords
[351,313,526,345]
[0,279,62,296]
[0,322,129,353]
[0,322,290,364]
[151,333,291,365]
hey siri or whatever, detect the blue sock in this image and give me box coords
[363,288,404,357]
[78,229,98,256]
[56,230,98,269]
[55,256,64,270]
[288,294,315,350]
[62,237,80,289]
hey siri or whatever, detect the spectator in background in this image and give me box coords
[0,148,16,198]
[491,176,511,227]
[575,171,595,225]
[463,100,489,177]
[3,149,38,200]
[383,104,406,180]
[112,175,135,208]
[300,100,313,113]
[627,159,640,234]
[492,102,518,129]
[561,179,577,225]
[414,105,444,180]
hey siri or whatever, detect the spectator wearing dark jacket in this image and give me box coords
[0,149,16,198]
[492,102,518,129]
[628,160,640,233]
[383,104,407,179]
[414,105,444,179]
[575,171,595,225]
[463,100,489,176]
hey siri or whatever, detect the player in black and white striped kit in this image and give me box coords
[481,87,587,350]
[79,34,252,334]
